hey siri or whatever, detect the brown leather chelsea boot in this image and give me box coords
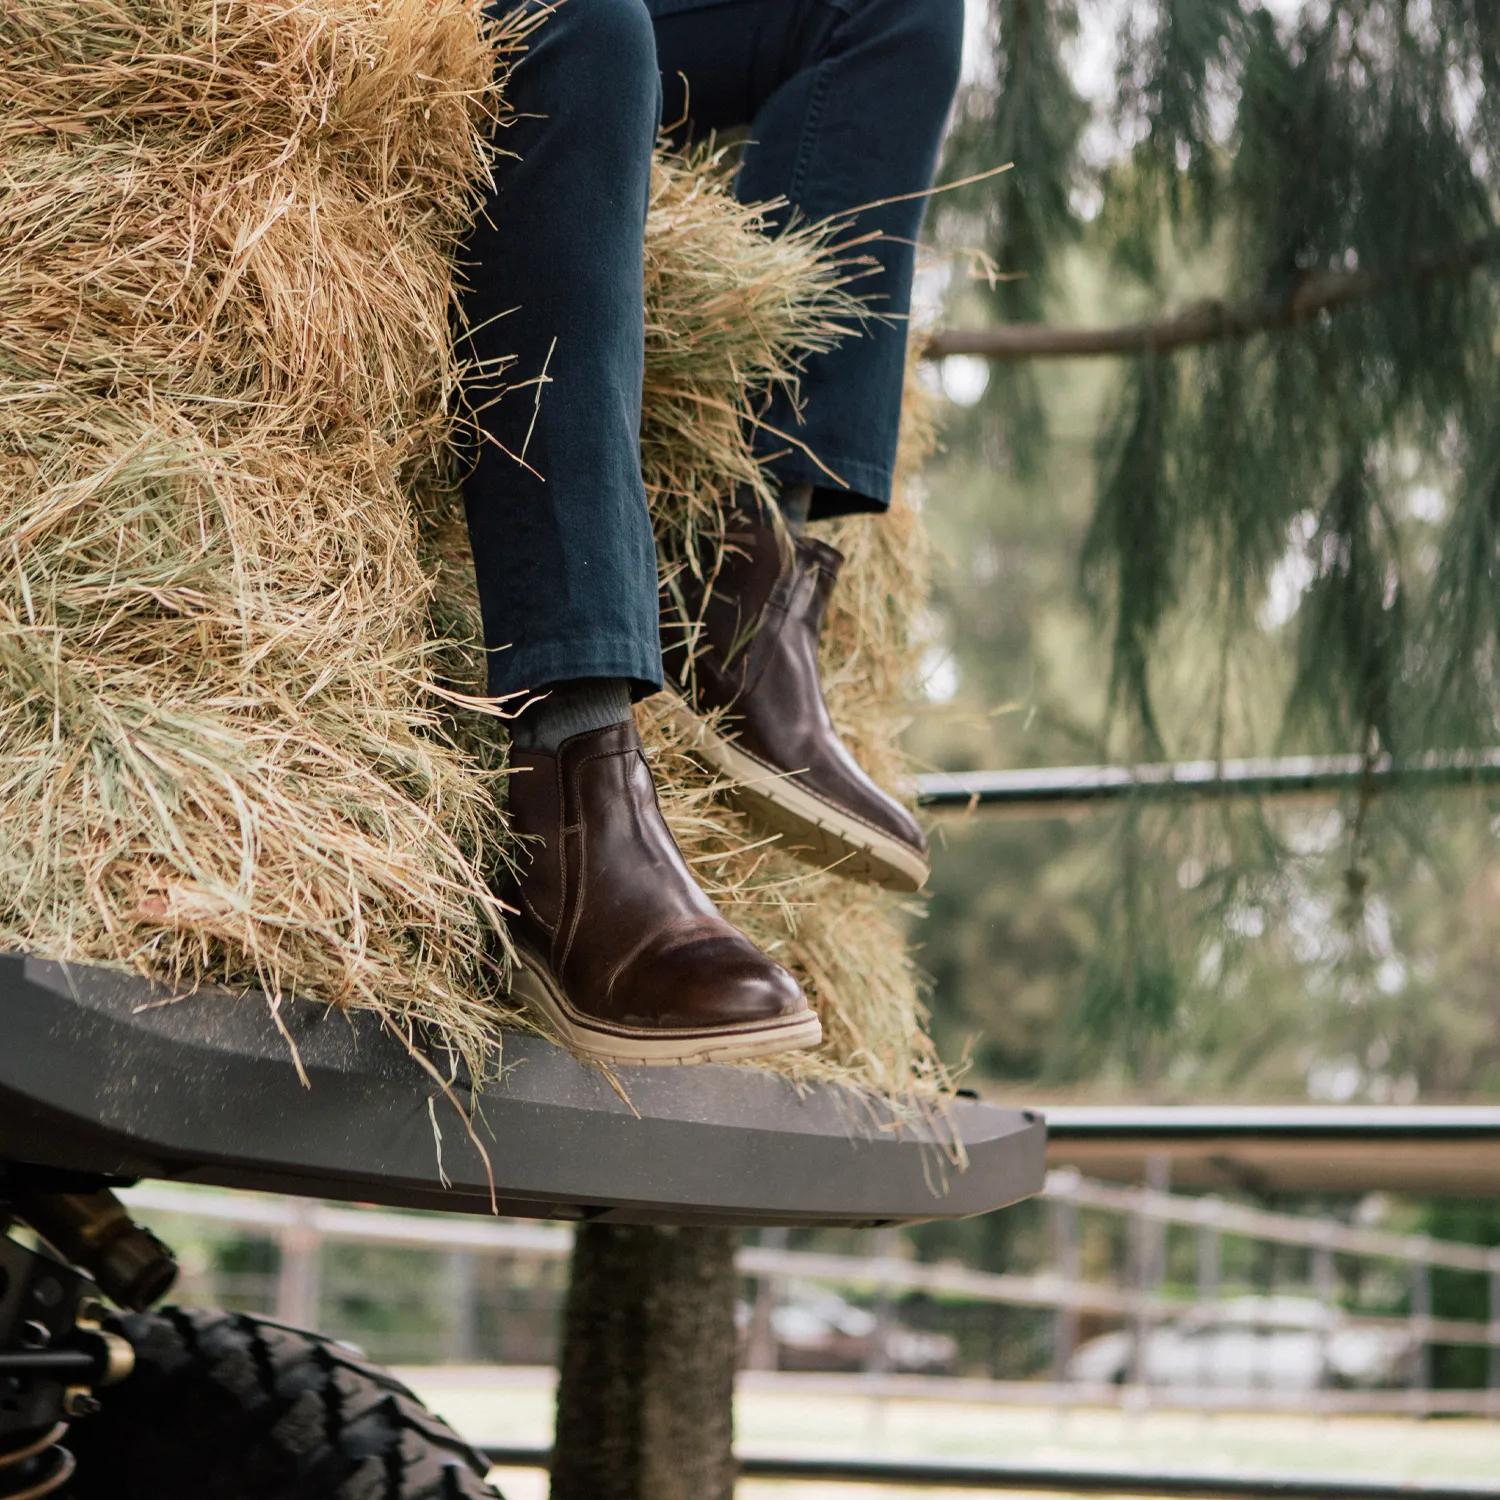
[663,491,930,893]
[504,719,820,1065]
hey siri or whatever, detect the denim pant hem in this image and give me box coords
[486,634,664,702]
[765,447,895,517]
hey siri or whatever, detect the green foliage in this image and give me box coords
[1106,1,1497,749]
[1115,0,1244,243]
[1424,423,1500,743]
[1081,357,1182,752]
[1421,1199,1500,1389]
[916,0,1500,1087]
[943,0,1089,321]
[948,0,1500,749]
[939,0,1089,470]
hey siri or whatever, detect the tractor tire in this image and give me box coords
[66,1307,504,1500]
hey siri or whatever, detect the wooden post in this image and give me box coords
[274,1199,320,1330]
[1128,1155,1171,1392]
[865,1226,899,1375]
[1050,1198,1080,1384]
[1411,1251,1433,1397]
[1195,1211,1221,1392]
[1488,1254,1500,1399]
[746,1227,787,1372]
[550,1224,738,1500]
[1312,1235,1335,1410]
[446,1248,479,1364]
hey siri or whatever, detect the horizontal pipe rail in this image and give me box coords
[120,1184,573,1254]
[122,1177,1500,1336]
[479,1447,1500,1497]
[1043,1104,1500,1135]
[1047,1171,1500,1276]
[731,1372,1500,1418]
[912,751,1500,814]
[124,1183,1500,1313]
[740,1246,1495,1345]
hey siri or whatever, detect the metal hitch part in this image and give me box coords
[0,1236,135,1500]
[11,1191,176,1313]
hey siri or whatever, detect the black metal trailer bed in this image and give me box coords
[0,954,1046,1226]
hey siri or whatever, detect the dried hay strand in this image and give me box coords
[640,146,857,552]
[644,156,948,1105]
[1,0,502,208]
[2,1,946,1105]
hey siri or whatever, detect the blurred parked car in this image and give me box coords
[738,1285,959,1373]
[1066,1295,1419,1391]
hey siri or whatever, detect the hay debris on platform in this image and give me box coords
[1,1,949,1106]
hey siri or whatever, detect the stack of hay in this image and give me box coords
[0,0,946,1105]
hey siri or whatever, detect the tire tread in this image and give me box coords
[67,1308,502,1500]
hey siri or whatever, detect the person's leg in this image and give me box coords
[650,0,965,519]
[458,0,817,1061]
[460,0,663,707]
[649,0,961,891]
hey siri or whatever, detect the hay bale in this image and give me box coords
[0,2,945,1103]
[0,0,518,1066]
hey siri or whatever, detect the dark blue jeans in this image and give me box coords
[459,0,962,699]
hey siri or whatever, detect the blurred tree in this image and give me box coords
[911,0,1500,1092]
[939,0,1089,472]
[1421,1198,1500,1389]
[943,0,1500,753]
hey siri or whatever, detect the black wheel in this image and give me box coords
[67,1307,505,1500]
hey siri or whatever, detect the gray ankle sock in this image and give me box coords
[512,677,631,753]
[775,482,814,533]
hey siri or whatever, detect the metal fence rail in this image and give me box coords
[912,750,1500,813]
[119,1173,1500,1411]
[1042,1104,1500,1196]
[478,1447,1500,1498]
[124,1170,1500,1273]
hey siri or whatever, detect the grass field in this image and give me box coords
[399,1365,1500,1498]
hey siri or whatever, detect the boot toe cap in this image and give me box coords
[616,932,807,1030]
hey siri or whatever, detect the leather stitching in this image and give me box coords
[510,764,562,945]
[518,886,556,942]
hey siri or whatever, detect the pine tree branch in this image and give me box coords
[924,240,1499,362]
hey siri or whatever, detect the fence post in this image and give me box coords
[1410,1243,1432,1404]
[275,1200,321,1331]
[1125,1204,1145,1389]
[866,1226,899,1376]
[1313,1231,1336,1410]
[746,1226,787,1372]
[1197,1219,1221,1301]
[446,1248,479,1364]
[1051,1197,1080,1385]
[1127,1156,1171,1394]
[1489,1252,1500,1409]
[1196,1204,1221,1392]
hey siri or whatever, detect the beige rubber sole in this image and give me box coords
[509,950,823,1066]
[674,709,930,894]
